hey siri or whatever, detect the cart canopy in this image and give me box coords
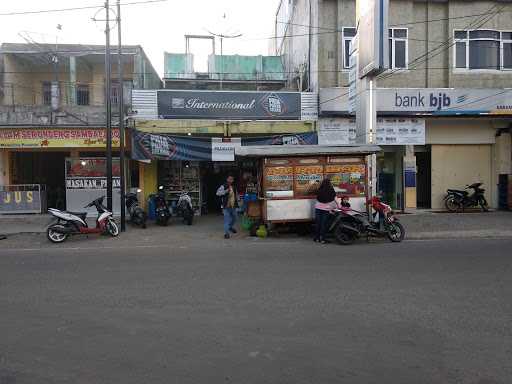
[235,144,381,157]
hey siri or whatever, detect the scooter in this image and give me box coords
[153,186,171,226]
[125,189,147,228]
[444,182,489,212]
[176,191,194,225]
[47,196,119,243]
[328,196,405,245]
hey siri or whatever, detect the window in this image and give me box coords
[342,27,357,70]
[42,81,52,105]
[388,28,408,69]
[76,85,89,106]
[110,82,119,105]
[454,29,512,70]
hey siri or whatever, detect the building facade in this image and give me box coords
[0,43,160,213]
[275,0,512,210]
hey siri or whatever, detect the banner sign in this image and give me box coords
[242,132,318,146]
[132,131,319,162]
[320,87,512,116]
[133,131,213,161]
[318,118,425,145]
[0,128,120,148]
[157,90,301,120]
[0,188,42,214]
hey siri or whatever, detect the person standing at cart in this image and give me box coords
[314,178,337,244]
[216,175,238,239]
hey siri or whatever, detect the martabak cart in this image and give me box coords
[235,145,381,226]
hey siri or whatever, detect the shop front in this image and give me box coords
[319,87,512,210]
[0,127,120,213]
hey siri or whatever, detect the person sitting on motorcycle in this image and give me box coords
[314,179,337,244]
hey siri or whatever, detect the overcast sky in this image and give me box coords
[0,0,281,75]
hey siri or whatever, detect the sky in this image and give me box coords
[0,0,281,75]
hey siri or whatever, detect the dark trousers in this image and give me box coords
[315,209,330,241]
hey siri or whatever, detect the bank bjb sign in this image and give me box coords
[0,189,42,214]
[382,88,512,115]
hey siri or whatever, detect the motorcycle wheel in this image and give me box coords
[47,225,68,243]
[445,196,461,212]
[387,222,405,243]
[334,226,355,245]
[106,218,120,237]
[479,198,489,212]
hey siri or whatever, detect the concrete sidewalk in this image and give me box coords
[0,210,511,240]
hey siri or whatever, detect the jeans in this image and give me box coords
[315,209,330,241]
[223,208,237,234]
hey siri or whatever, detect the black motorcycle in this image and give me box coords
[125,190,147,228]
[153,186,171,226]
[444,182,489,212]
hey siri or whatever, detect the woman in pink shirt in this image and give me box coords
[314,179,337,244]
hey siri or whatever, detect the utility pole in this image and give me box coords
[105,0,113,212]
[117,0,126,231]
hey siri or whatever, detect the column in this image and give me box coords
[0,150,11,186]
[403,145,417,210]
[69,56,77,105]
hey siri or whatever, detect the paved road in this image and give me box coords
[1,237,511,384]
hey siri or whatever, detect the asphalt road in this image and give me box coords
[1,237,511,384]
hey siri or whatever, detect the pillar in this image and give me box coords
[0,150,11,186]
[138,160,157,209]
[69,56,77,105]
[403,145,417,209]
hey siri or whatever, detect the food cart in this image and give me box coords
[235,145,381,226]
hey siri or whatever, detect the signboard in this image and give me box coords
[318,117,425,145]
[348,36,359,115]
[325,164,366,196]
[0,128,120,148]
[211,138,241,162]
[0,186,43,214]
[357,0,389,78]
[294,165,323,197]
[65,158,121,215]
[320,88,512,116]
[157,90,302,120]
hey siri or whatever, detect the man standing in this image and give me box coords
[216,175,238,239]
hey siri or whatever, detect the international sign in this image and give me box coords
[157,90,301,120]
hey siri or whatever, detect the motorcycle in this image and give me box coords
[176,192,194,225]
[328,196,405,245]
[47,196,119,243]
[125,189,147,228]
[153,186,171,226]
[444,182,489,212]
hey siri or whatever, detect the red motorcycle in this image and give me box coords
[328,196,405,245]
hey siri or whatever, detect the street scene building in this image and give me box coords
[0,43,160,213]
[275,0,512,210]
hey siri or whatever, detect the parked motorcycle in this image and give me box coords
[444,182,489,212]
[176,192,194,225]
[154,186,171,226]
[47,196,119,243]
[328,196,405,245]
[125,189,147,228]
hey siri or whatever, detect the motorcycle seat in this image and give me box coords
[447,189,468,195]
[67,211,88,221]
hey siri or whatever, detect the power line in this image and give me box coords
[0,0,168,16]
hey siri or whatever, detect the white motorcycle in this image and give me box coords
[176,192,194,225]
[47,196,119,243]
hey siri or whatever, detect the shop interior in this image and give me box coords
[415,146,432,209]
[157,159,259,215]
[11,151,69,210]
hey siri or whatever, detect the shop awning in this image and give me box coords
[235,144,381,157]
